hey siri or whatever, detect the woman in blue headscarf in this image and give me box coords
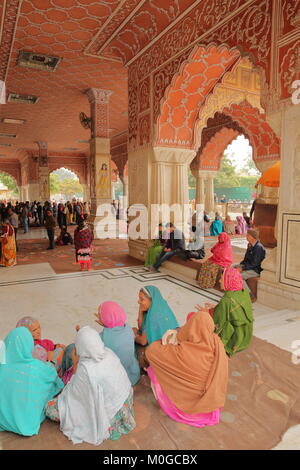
[210,213,223,236]
[133,286,179,368]
[0,327,64,436]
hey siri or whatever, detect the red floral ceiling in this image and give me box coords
[0,0,198,161]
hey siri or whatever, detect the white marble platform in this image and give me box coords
[1,261,299,449]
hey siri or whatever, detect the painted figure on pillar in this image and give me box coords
[97,163,110,197]
[100,163,108,188]
[41,178,49,200]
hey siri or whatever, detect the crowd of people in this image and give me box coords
[145,216,266,302]
[0,274,254,444]
[0,200,92,269]
[209,211,252,236]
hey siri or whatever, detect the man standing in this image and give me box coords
[44,209,56,250]
[37,202,43,226]
[152,223,185,272]
[7,206,19,251]
[234,229,266,297]
[20,203,29,233]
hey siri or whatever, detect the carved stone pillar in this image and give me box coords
[82,183,90,203]
[86,88,113,238]
[128,147,195,261]
[37,141,50,202]
[192,169,206,206]
[205,172,216,214]
[258,104,300,309]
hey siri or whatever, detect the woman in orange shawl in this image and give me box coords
[0,216,17,267]
[146,311,228,427]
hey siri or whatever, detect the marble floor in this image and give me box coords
[1,258,300,449]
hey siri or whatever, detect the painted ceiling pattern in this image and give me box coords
[0,0,298,180]
[157,45,240,148]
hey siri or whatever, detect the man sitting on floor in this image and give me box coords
[152,223,185,272]
[234,229,266,297]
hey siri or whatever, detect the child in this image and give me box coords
[56,226,73,246]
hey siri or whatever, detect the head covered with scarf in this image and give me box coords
[98,302,140,385]
[141,286,179,345]
[146,311,228,415]
[0,327,63,436]
[223,267,244,291]
[209,232,233,268]
[98,301,126,328]
[57,326,132,445]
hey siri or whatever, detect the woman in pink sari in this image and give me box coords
[198,232,233,289]
[146,311,228,427]
[235,216,247,235]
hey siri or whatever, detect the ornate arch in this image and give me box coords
[49,166,84,185]
[192,101,280,172]
[222,101,280,163]
[193,56,264,149]
[0,169,19,188]
[155,44,241,149]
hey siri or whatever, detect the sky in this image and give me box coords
[225,134,256,172]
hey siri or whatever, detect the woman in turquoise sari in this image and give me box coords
[133,286,179,368]
[0,327,64,436]
[210,213,223,236]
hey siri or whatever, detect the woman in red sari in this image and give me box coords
[0,216,17,267]
[74,220,94,270]
[197,232,232,289]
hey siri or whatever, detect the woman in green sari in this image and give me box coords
[144,224,165,269]
[196,267,253,356]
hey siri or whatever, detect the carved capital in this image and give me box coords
[86,88,113,105]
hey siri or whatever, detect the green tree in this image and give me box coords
[57,179,83,199]
[0,172,19,196]
[50,173,59,194]
[238,175,259,191]
[215,154,240,188]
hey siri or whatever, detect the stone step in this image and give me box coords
[253,309,300,330]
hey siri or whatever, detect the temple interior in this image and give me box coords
[0,0,300,451]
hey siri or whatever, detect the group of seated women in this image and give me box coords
[0,271,253,445]
[210,213,250,237]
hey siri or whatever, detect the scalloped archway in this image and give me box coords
[156,44,241,148]
[0,170,20,197]
[191,101,280,173]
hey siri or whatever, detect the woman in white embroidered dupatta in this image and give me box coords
[45,326,135,445]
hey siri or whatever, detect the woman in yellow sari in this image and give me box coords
[0,216,17,267]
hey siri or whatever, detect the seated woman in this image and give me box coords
[197,267,253,356]
[133,286,179,369]
[198,232,233,289]
[144,223,165,270]
[0,327,63,436]
[95,301,140,385]
[56,226,73,246]
[16,316,65,373]
[235,216,247,235]
[0,216,16,267]
[243,212,251,228]
[210,213,223,236]
[45,326,135,445]
[223,215,236,235]
[146,311,228,427]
